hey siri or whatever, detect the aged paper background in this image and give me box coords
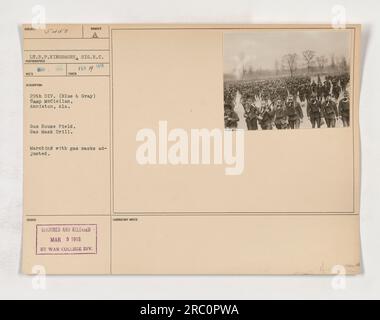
[22,24,361,275]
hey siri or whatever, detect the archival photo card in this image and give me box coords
[22,24,361,275]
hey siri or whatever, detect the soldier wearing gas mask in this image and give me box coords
[322,93,339,128]
[307,93,322,128]
[339,91,350,127]
[285,95,303,129]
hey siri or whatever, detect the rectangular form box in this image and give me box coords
[23,24,83,39]
[36,224,98,256]
[67,63,110,76]
[24,50,110,64]
[24,63,66,77]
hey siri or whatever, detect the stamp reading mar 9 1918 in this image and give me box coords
[36,224,97,255]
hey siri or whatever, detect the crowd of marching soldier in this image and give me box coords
[224,74,351,130]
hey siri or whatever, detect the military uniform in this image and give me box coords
[259,107,274,130]
[286,101,303,129]
[332,82,340,100]
[298,85,306,102]
[224,109,240,129]
[339,98,350,127]
[244,106,259,130]
[322,81,330,99]
[307,99,323,128]
[274,105,288,129]
[317,83,323,101]
[322,99,338,128]
[311,81,317,96]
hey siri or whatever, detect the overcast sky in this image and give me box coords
[224,29,352,74]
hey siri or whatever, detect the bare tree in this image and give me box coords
[282,53,298,77]
[316,55,328,72]
[303,50,316,74]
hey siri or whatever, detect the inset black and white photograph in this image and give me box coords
[224,30,352,130]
